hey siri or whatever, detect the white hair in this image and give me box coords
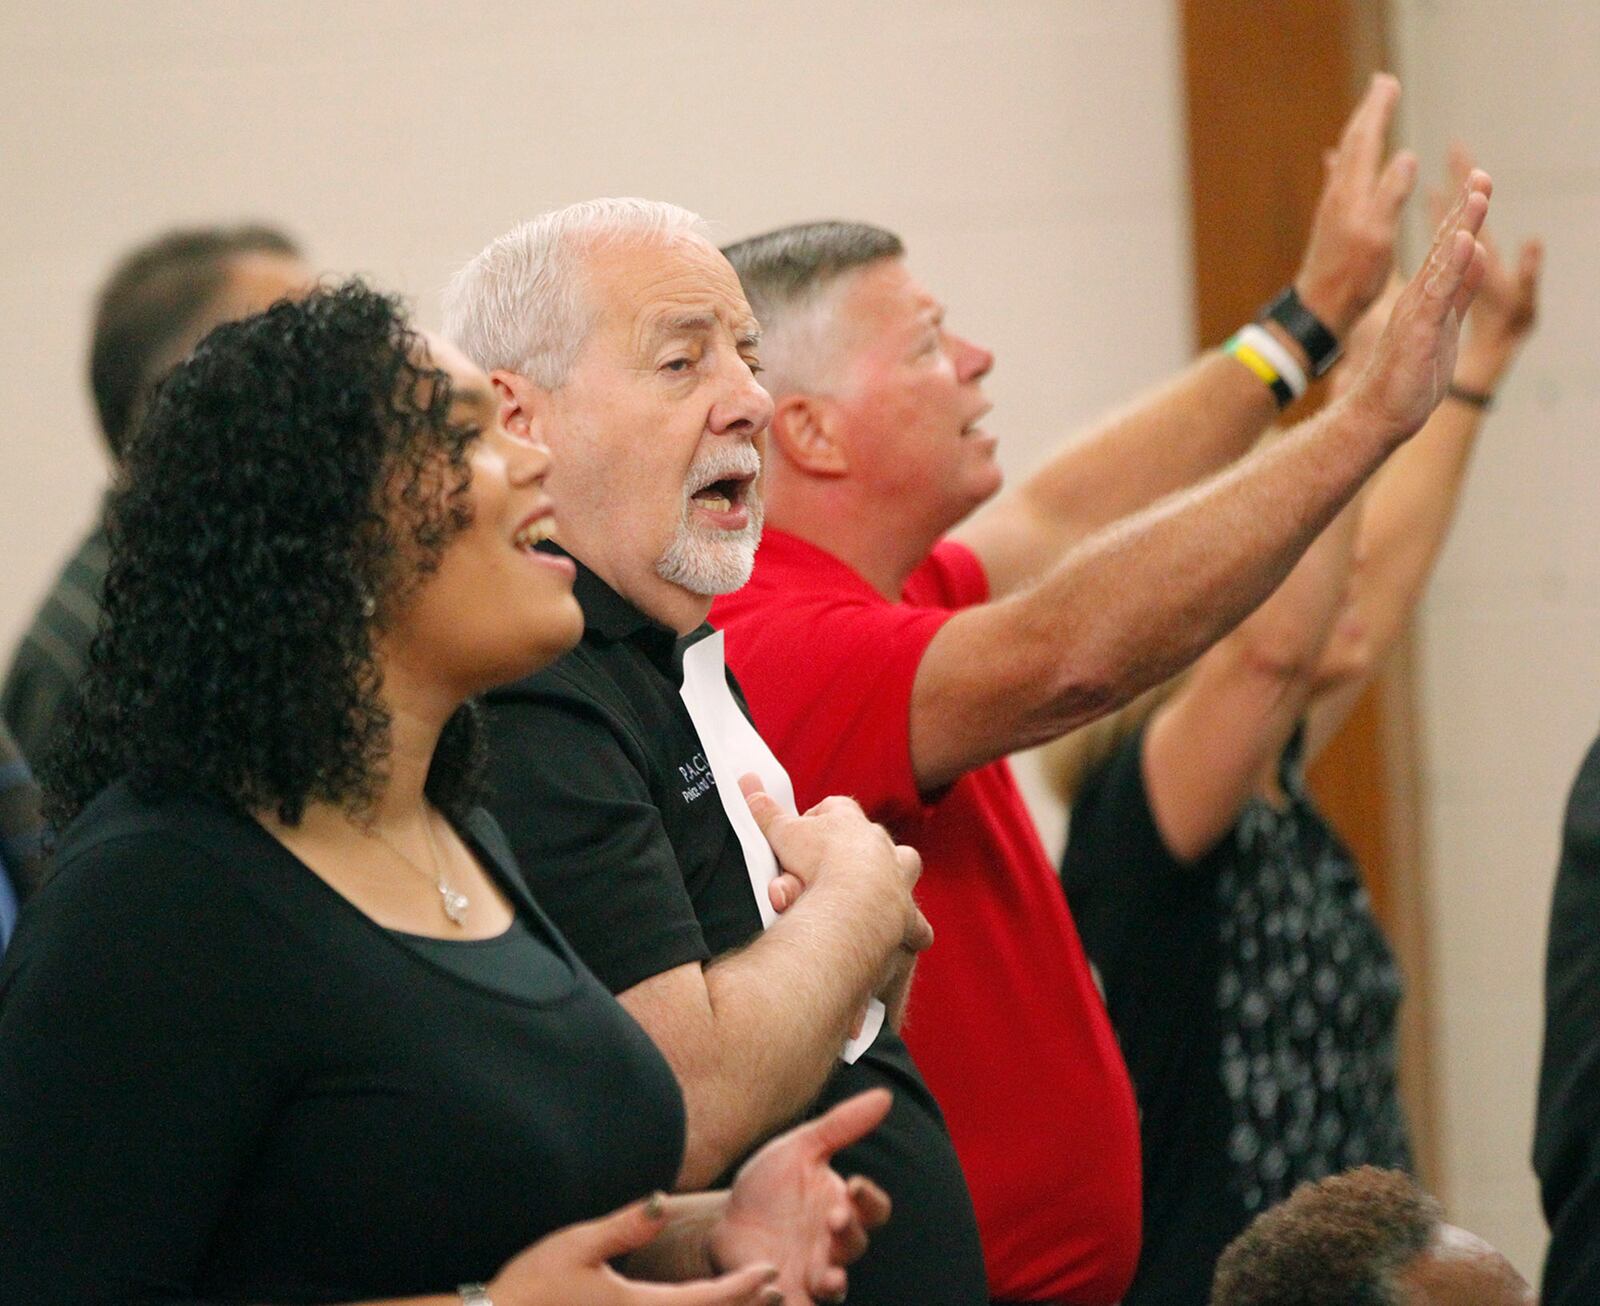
[442,198,709,387]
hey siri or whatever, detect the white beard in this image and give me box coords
[654,444,765,596]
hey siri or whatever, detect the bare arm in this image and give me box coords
[1304,162,1542,760]
[909,172,1492,793]
[620,790,926,1190]
[954,73,1416,597]
[1140,490,1362,863]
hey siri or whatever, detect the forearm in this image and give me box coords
[956,351,1277,596]
[1335,341,1506,661]
[630,876,901,1189]
[914,395,1400,789]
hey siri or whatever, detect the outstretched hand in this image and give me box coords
[1344,167,1492,441]
[1294,72,1419,336]
[1430,144,1542,389]
[709,1089,894,1304]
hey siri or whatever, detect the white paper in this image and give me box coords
[679,630,884,1063]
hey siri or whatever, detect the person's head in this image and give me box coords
[45,280,580,829]
[89,224,313,460]
[444,199,773,634]
[722,221,998,545]
[1211,1167,1533,1306]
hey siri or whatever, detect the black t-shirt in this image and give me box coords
[1536,728,1600,1305]
[1062,726,1408,1306]
[482,559,988,1306]
[0,780,685,1304]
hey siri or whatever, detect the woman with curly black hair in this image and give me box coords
[0,281,893,1305]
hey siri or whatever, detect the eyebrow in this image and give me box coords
[650,311,763,348]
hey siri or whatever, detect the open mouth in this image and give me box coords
[512,514,556,553]
[960,404,994,438]
[690,473,754,515]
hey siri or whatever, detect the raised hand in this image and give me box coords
[1344,168,1492,440]
[709,1089,894,1304]
[1430,144,1543,390]
[1294,73,1419,337]
[485,1196,783,1306]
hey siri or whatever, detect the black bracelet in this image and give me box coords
[1445,382,1495,410]
[1259,286,1342,378]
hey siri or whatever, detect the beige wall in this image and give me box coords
[1392,0,1600,1281]
[0,0,1193,656]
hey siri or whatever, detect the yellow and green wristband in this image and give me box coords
[1224,323,1308,410]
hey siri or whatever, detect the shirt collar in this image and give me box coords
[548,542,708,684]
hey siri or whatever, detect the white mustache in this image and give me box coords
[685,444,761,494]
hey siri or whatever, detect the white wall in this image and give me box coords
[0,0,1194,661]
[1393,0,1600,1281]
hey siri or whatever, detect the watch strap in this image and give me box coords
[1260,286,1342,378]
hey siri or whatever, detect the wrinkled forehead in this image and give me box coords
[578,233,759,354]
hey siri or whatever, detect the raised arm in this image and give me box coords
[909,171,1491,793]
[1303,155,1542,759]
[1139,486,1361,862]
[954,73,1416,597]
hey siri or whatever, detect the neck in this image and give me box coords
[764,478,941,600]
[345,642,459,832]
[567,542,713,635]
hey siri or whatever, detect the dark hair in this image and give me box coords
[1211,1167,1442,1306]
[721,221,904,321]
[89,223,302,458]
[44,280,483,829]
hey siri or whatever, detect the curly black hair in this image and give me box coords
[44,280,484,829]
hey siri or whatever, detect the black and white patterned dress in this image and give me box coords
[1063,725,1410,1305]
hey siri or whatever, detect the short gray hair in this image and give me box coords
[721,221,904,396]
[443,198,708,388]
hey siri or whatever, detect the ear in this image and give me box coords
[491,369,547,440]
[770,393,848,477]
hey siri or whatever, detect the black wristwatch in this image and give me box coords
[1260,286,1342,378]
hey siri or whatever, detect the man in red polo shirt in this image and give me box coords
[712,78,1490,1304]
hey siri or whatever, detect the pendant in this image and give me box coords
[439,885,470,924]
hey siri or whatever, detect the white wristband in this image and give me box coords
[1235,323,1309,401]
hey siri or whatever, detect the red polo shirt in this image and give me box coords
[712,529,1142,1304]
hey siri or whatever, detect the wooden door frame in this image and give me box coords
[1179,0,1439,1184]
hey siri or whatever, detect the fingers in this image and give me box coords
[768,872,804,913]
[848,1004,867,1041]
[1422,180,1490,309]
[894,842,923,889]
[631,1262,783,1305]
[846,1174,893,1231]
[902,907,935,954]
[1337,71,1401,177]
[797,1087,895,1159]
[573,1193,673,1262]
[739,773,785,830]
[1518,238,1545,305]
[1374,149,1418,222]
[1452,237,1489,319]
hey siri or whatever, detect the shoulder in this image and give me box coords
[905,539,990,608]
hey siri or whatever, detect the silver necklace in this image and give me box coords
[369,810,469,925]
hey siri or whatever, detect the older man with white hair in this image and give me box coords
[444,199,991,1306]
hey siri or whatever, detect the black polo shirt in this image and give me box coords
[481,557,987,1306]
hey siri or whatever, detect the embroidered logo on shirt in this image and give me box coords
[678,752,715,804]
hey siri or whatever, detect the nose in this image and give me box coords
[708,364,775,439]
[952,333,995,384]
